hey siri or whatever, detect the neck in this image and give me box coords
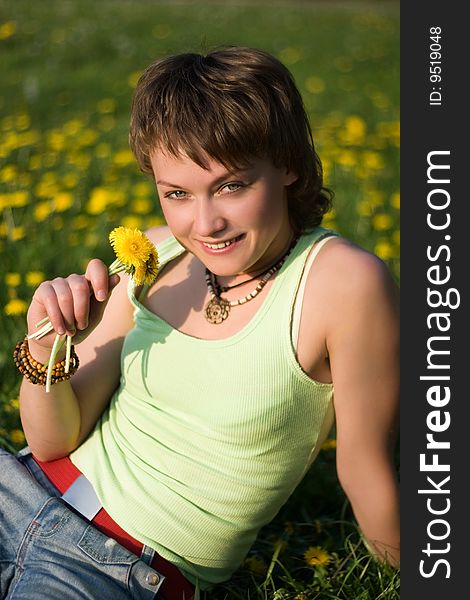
[213,229,298,289]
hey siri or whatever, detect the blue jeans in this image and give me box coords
[0,448,165,599]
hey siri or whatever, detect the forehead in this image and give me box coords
[150,148,259,181]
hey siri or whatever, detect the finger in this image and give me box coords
[85,258,110,302]
[68,274,92,331]
[31,281,70,337]
[49,278,78,337]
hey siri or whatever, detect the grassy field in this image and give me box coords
[0,1,399,597]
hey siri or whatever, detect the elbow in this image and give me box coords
[25,437,78,463]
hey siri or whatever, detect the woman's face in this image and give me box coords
[150,150,297,278]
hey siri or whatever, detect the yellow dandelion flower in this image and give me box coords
[243,556,267,577]
[97,98,117,114]
[61,173,78,189]
[132,198,153,214]
[4,298,28,316]
[294,594,308,600]
[11,226,25,241]
[321,438,337,451]
[357,200,372,217]
[0,21,16,40]
[78,129,98,147]
[133,249,159,286]
[0,164,17,183]
[304,546,331,568]
[113,149,135,167]
[109,227,159,286]
[128,70,143,89]
[305,76,325,94]
[72,215,91,230]
[109,227,153,266]
[370,91,390,110]
[34,201,52,222]
[54,192,73,212]
[374,239,396,261]
[342,115,367,145]
[29,155,42,170]
[96,143,111,158]
[63,119,84,136]
[98,116,115,133]
[26,271,45,286]
[284,521,295,535]
[313,519,323,534]
[87,187,113,215]
[391,192,400,209]
[133,181,153,197]
[337,150,357,168]
[334,56,353,73]
[10,429,25,445]
[122,215,143,229]
[279,47,302,65]
[5,272,21,287]
[362,151,385,170]
[372,213,393,231]
[0,191,29,209]
[47,130,66,152]
[29,227,159,393]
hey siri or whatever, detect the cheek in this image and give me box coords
[252,187,288,223]
[159,202,188,234]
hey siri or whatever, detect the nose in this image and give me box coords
[194,197,226,238]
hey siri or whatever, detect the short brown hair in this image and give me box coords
[129,46,332,233]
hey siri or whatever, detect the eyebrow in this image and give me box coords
[156,167,252,189]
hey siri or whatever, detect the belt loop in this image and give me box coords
[140,544,156,566]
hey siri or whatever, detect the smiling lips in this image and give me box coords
[202,234,243,251]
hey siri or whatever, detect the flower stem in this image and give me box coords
[46,334,66,393]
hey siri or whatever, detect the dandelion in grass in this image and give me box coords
[5,298,28,316]
[304,546,332,568]
[243,556,267,577]
[28,227,159,391]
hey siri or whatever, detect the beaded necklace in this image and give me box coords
[204,236,298,324]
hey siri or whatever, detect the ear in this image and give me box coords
[283,170,298,186]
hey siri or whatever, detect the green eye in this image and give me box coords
[221,182,243,193]
[166,190,187,199]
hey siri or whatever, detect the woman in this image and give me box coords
[1,47,399,599]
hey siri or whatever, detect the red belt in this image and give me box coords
[33,455,195,600]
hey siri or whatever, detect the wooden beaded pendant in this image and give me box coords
[203,236,298,324]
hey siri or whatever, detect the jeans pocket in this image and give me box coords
[78,524,140,566]
[28,497,72,538]
[78,525,163,599]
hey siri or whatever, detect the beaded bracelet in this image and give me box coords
[13,337,79,386]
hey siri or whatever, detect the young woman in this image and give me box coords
[1,47,399,599]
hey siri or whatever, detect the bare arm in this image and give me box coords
[19,263,133,461]
[324,243,400,567]
[19,225,171,461]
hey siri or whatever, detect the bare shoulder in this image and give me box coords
[312,236,398,301]
[303,236,399,336]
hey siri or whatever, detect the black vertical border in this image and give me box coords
[401,3,467,598]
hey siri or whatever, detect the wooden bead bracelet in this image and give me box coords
[13,337,79,386]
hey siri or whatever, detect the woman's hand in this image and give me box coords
[27,259,120,351]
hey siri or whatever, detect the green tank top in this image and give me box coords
[71,227,335,588]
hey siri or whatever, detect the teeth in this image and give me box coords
[204,237,238,250]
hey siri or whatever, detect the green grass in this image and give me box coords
[0,1,399,597]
